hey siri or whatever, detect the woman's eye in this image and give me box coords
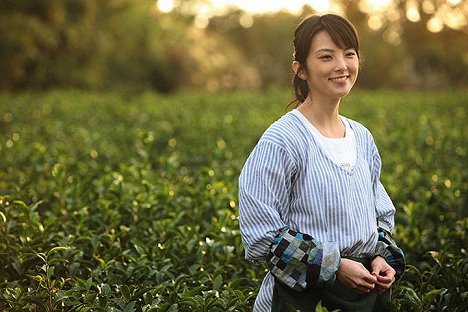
[346,52,356,57]
[320,55,332,60]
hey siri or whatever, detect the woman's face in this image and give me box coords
[296,30,359,101]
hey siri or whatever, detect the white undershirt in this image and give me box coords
[292,109,357,172]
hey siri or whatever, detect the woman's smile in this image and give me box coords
[329,75,350,83]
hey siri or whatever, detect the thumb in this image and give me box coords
[366,273,378,283]
[371,265,379,275]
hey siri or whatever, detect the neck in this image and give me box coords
[297,96,345,138]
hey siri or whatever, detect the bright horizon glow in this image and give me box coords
[157,0,174,13]
[156,0,467,33]
[156,0,424,17]
[209,0,332,15]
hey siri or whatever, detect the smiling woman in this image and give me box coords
[237,13,406,312]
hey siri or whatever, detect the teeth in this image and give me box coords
[330,76,348,82]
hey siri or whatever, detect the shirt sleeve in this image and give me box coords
[368,132,405,278]
[376,181,395,232]
[238,139,293,261]
[238,139,340,290]
[375,227,406,280]
[368,135,395,231]
[267,229,340,291]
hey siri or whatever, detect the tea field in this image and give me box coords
[0,89,466,311]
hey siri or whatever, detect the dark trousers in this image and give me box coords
[271,259,391,312]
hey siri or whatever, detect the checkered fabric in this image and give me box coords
[266,229,322,291]
[375,227,406,279]
[266,227,405,292]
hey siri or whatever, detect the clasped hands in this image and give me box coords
[336,256,396,294]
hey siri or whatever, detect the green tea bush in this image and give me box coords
[0,89,466,311]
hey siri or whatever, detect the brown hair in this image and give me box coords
[290,14,360,107]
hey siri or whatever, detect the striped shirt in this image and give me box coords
[238,111,395,312]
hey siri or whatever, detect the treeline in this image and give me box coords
[0,0,466,92]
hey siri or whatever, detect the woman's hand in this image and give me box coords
[336,258,377,294]
[370,256,396,294]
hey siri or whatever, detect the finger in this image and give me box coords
[365,274,378,284]
[374,281,390,291]
[371,270,380,277]
[377,275,393,284]
[375,282,391,290]
[357,279,376,291]
[379,277,395,287]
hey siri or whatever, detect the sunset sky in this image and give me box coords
[156,0,467,33]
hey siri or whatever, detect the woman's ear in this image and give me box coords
[292,61,307,80]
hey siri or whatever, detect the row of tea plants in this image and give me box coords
[0,89,466,311]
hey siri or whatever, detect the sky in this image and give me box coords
[156,0,467,34]
[204,0,337,14]
[157,0,398,14]
[202,0,465,15]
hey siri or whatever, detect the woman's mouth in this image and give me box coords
[329,76,349,82]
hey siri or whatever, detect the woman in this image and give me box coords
[238,14,405,312]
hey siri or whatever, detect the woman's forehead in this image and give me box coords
[310,30,356,52]
[310,32,344,51]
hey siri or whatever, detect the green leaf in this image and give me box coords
[47,265,55,280]
[33,275,44,283]
[399,286,421,307]
[35,253,47,263]
[167,304,179,312]
[12,200,28,208]
[129,286,153,301]
[0,211,6,223]
[213,275,223,291]
[123,301,136,312]
[143,291,154,304]
[29,200,44,211]
[120,285,131,302]
[99,296,108,308]
[427,251,442,267]
[47,246,70,257]
[85,292,97,303]
[85,278,93,290]
[179,298,197,308]
[423,288,448,303]
[102,284,111,297]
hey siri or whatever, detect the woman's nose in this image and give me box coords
[335,56,347,72]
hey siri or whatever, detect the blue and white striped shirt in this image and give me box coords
[238,111,395,311]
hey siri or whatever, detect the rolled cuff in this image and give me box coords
[266,229,341,291]
[315,241,341,288]
[374,232,406,280]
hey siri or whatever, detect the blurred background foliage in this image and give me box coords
[0,0,466,93]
